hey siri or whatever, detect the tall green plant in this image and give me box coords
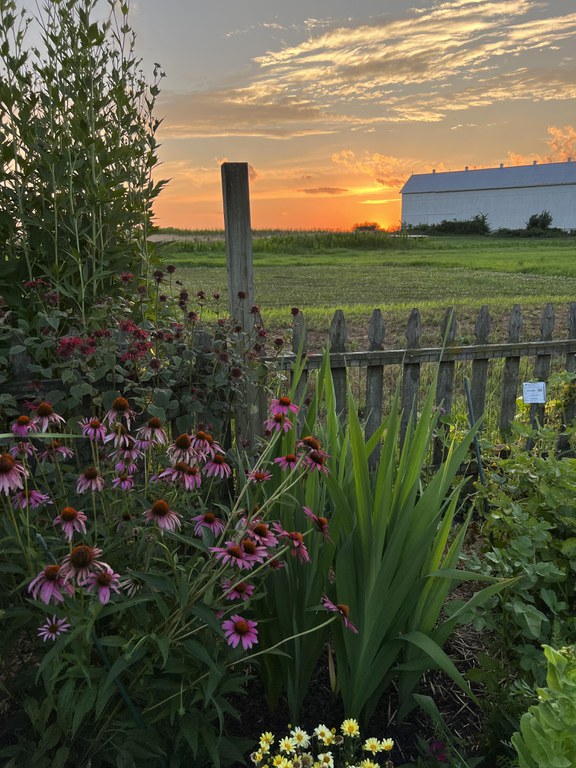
[0,0,165,323]
[323,378,511,725]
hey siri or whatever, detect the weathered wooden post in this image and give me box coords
[221,162,261,447]
[471,305,492,427]
[433,307,457,465]
[365,309,385,469]
[558,302,576,453]
[400,308,421,444]
[499,304,523,435]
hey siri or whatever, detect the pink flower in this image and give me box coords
[37,440,74,462]
[321,595,358,634]
[112,474,135,491]
[11,414,33,438]
[144,500,182,531]
[192,511,225,536]
[104,424,132,449]
[60,544,106,586]
[13,489,52,509]
[77,467,105,494]
[53,506,88,541]
[246,520,278,548]
[38,615,71,641]
[222,614,258,650]
[9,441,36,459]
[85,565,121,605]
[222,579,255,602]
[79,417,107,443]
[0,453,28,494]
[204,454,232,479]
[273,524,310,563]
[191,430,224,459]
[166,433,198,465]
[210,541,255,570]
[29,402,66,433]
[304,506,331,540]
[269,396,299,417]
[273,453,300,471]
[264,413,293,433]
[158,462,202,491]
[29,564,74,604]
[304,449,330,475]
[103,396,135,429]
[246,469,272,483]
[135,416,167,448]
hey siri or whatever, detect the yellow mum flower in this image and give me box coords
[363,737,381,754]
[290,726,311,748]
[380,738,394,751]
[272,756,291,768]
[279,736,297,755]
[358,760,378,768]
[341,718,360,737]
[260,732,275,748]
[317,753,334,767]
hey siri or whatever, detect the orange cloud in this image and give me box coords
[506,124,576,165]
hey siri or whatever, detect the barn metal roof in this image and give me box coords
[401,161,576,194]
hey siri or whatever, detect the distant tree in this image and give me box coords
[527,211,553,230]
[353,222,380,233]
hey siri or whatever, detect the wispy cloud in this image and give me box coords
[160,1,576,140]
[300,187,348,195]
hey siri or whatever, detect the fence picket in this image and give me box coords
[433,308,457,465]
[365,309,385,468]
[292,311,308,412]
[401,308,421,442]
[530,303,555,431]
[499,304,523,434]
[471,305,492,425]
[329,310,348,418]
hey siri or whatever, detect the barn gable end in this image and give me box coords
[400,161,576,231]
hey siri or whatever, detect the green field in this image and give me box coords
[154,233,576,348]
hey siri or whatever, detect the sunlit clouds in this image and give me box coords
[144,0,576,229]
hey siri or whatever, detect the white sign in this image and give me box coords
[522,381,547,404]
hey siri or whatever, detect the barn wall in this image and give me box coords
[402,185,576,230]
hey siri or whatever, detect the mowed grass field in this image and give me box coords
[154,233,576,349]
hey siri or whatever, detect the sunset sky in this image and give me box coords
[129,0,576,230]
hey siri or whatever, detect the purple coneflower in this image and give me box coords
[37,440,74,462]
[191,430,223,459]
[222,579,255,602]
[104,424,132,449]
[13,488,51,509]
[304,449,330,475]
[304,506,331,540]
[77,466,105,494]
[53,506,88,541]
[9,441,36,459]
[204,454,232,479]
[104,396,135,429]
[273,453,300,471]
[60,544,106,586]
[79,417,107,443]
[135,416,167,448]
[29,564,74,604]
[246,468,272,483]
[269,396,299,417]
[29,402,66,433]
[11,414,33,438]
[144,499,182,531]
[166,433,197,465]
[0,453,28,494]
[240,537,268,565]
[112,474,134,491]
[222,614,258,650]
[264,413,293,433]
[321,595,358,634]
[38,615,71,642]
[192,510,225,536]
[273,524,310,564]
[246,520,278,548]
[210,541,255,570]
[158,462,202,491]
[85,565,121,605]
[298,435,323,451]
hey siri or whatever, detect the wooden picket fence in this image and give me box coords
[221,164,576,453]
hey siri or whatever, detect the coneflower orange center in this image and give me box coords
[234,619,249,634]
[44,564,61,581]
[302,436,321,450]
[175,434,191,449]
[227,544,242,558]
[112,397,129,412]
[336,603,350,618]
[70,545,94,568]
[147,417,162,429]
[204,512,216,523]
[36,402,53,417]
[279,396,291,406]
[83,467,99,480]
[151,500,170,517]
[17,415,30,425]
[0,454,16,472]
[61,506,78,521]
[253,523,268,536]
[242,539,256,555]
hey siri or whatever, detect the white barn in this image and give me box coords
[400,161,576,231]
